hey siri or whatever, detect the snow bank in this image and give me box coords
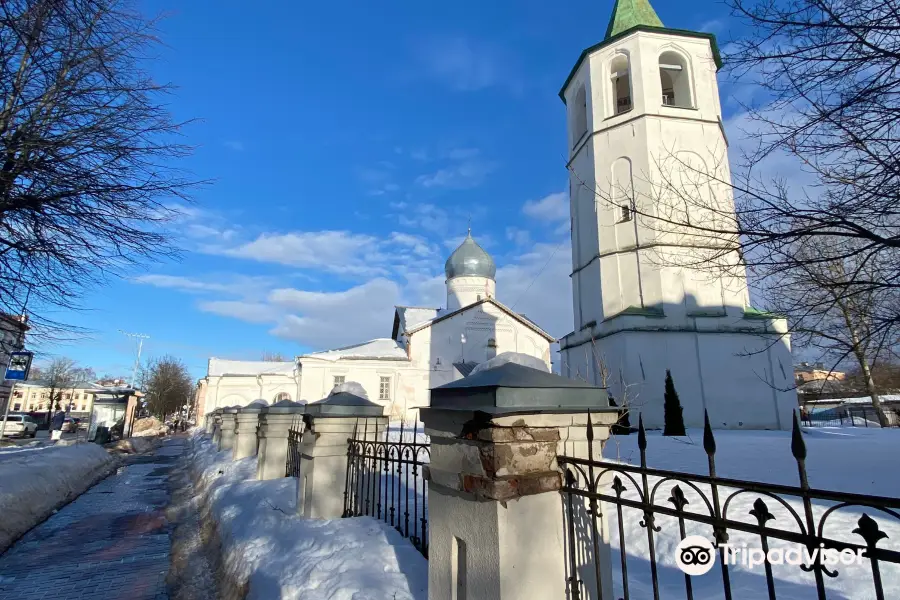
[0,442,118,552]
[188,431,427,600]
[602,428,900,599]
[469,351,550,376]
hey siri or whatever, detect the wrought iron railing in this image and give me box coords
[343,421,430,558]
[285,419,305,478]
[558,411,900,600]
[802,405,898,428]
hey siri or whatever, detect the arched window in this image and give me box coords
[659,51,692,108]
[610,54,632,115]
[571,85,588,147]
[274,392,291,403]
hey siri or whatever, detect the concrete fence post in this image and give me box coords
[297,390,387,519]
[211,409,223,447]
[233,403,264,460]
[421,362,620,600]
[256,400,305,480]
[217,407,239,452]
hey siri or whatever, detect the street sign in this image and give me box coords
[5,351,33,381]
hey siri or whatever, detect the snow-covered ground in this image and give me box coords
[600,427,900,600]
[189,430,427,600]
[0,442,118,552]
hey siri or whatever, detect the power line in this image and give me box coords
[509,237,568,312]
[118,330,150,388]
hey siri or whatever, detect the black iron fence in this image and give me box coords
[801,405,898,428]
[558,412,900,600]
[285,419,305,478]
[343,421,430,558]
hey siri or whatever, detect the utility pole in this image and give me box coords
[119,331,150,389]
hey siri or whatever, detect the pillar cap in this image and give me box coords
[239,400,268,414]
[430,362,615,414]
[222,406,240,414]
[260,399,306,415]
[306,391,385,418]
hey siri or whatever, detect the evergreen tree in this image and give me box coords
[663,370,686,436]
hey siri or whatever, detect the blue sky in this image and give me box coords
[33,0,741,379]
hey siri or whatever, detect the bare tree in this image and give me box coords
[769,238,898,425]
[143,355,192,420]
[41,356,77,424]
[261,352,287,362]
[0,0,201,341]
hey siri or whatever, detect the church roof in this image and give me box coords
[404,297,556,342]
[208,358,296,377]
[604,0,664,40]
[444,231,496,280]
[301,338,409,362]
[393,306,440,339]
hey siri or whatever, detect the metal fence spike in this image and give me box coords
[703,410,717,456]
[791,409,807,461]
[637,413,647,451]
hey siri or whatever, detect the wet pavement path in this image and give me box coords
[0,438,185,600]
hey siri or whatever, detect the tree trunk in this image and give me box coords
[856,350,890,427]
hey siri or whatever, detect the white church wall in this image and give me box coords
[204,374,300,415]
[571,328,794,430]
[297,358,420,420]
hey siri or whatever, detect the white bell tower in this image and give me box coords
[558,1,797,430]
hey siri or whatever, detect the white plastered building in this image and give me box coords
[557,0,796,430]
[202,232,555,419]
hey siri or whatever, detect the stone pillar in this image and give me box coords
[211,409,223,447]
[233,404,263,461]
[298,390,386,519]
[217,407,239,451]
[421,361,620,600]
[256,400,305,480]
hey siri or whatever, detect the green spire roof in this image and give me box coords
[604,0,664,39]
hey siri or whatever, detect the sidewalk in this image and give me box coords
[0,438,184,600]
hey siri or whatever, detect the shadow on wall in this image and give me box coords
[560,293,795,430]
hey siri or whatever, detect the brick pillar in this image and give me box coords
[298,390,386,519]
[218,407,238,451]
[233,405,263,461]
[422,362,619,600]
[256,401,305,480]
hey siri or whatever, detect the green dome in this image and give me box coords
[445,231,496,280]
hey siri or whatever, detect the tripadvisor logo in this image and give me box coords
[675,536,865,576]
[676,536,716,576]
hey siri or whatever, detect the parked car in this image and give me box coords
[1,414,38,438]
[61,417,81,433]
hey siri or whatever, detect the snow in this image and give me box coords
[330,381,369,399]
[395,307,439,333]
[600,427,900,599]
[188,431,427,600]
[469,351,550,376]
[303,338,409,362]
[208,358,297,377]
[0,442,117,552]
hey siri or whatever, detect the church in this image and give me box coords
[201,0,798,430]
[557,0,796,429]
[200,231,555,420]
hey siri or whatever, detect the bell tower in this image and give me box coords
[558,1,797,430]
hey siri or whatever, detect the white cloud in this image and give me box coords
[523,192,569,222]
[506,226,532,247]
[416,160,496,189]
[416,36,510,92]
[132,274,272,298]
[198,300,278,324]
[398,203,451,235]
[495,240,573,340]
[389,232,436,257]
[214,231,387,276]
[268,279,403,350]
